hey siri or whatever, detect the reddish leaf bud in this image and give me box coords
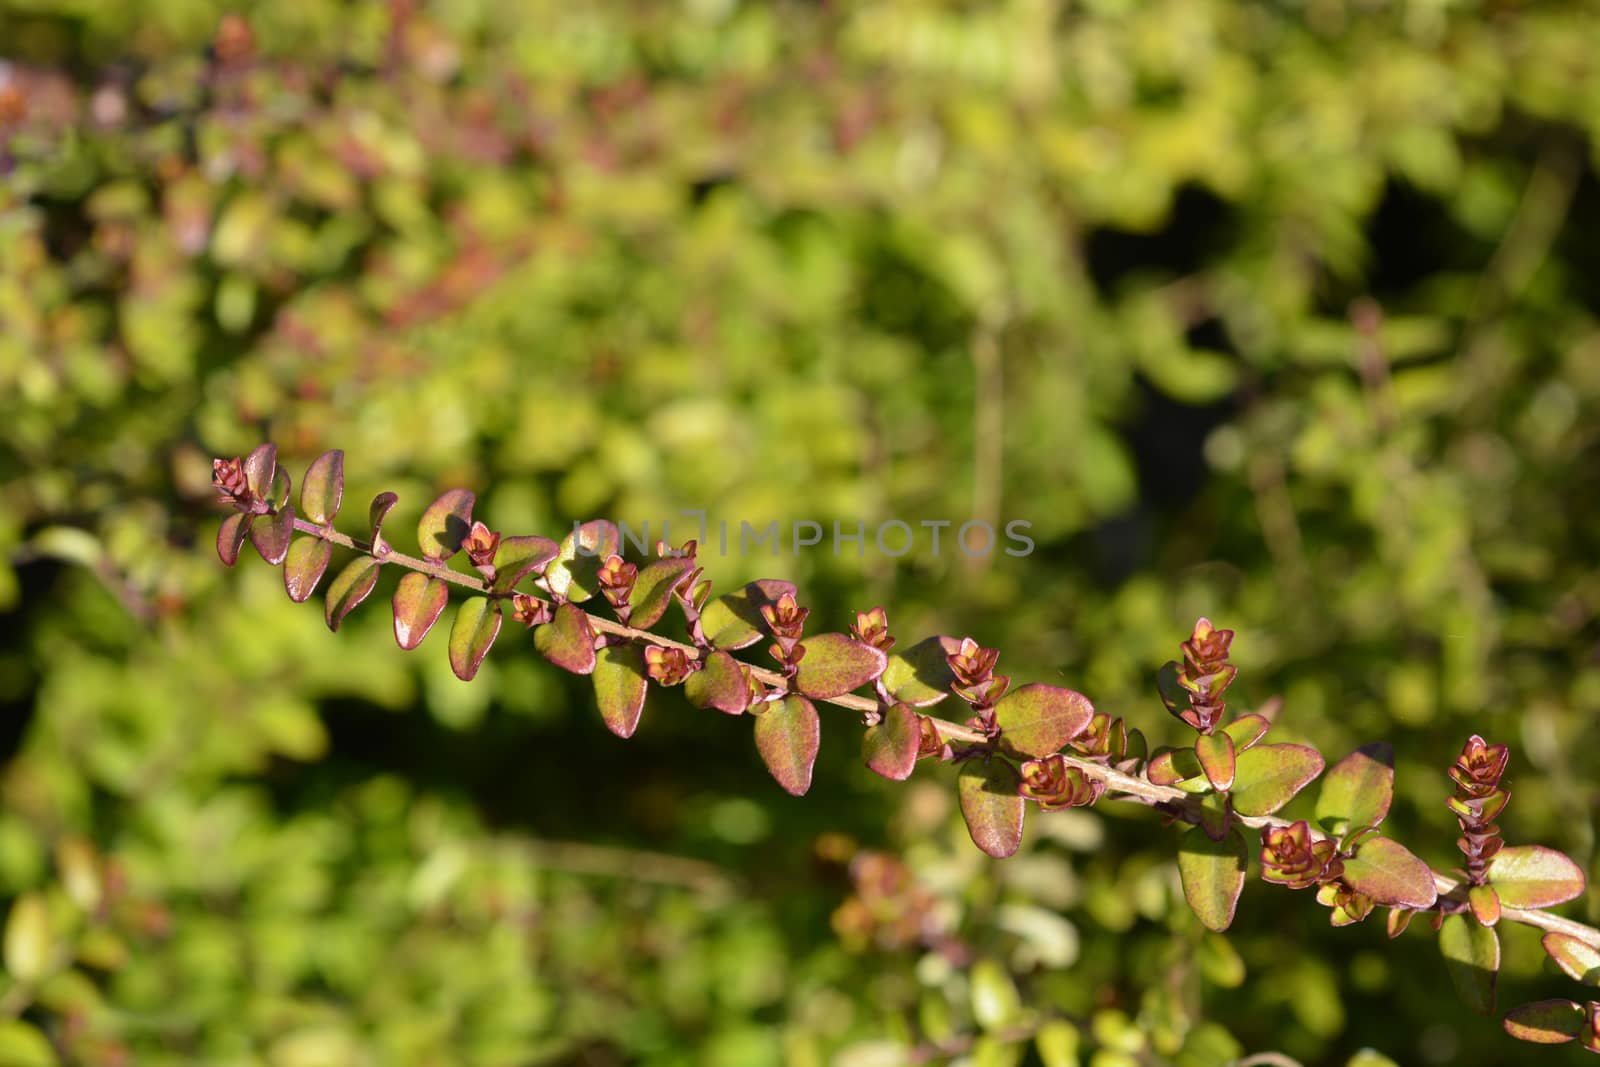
[916,716,948,761]
[463,521,501,569]
[511,593,553,628]
[1260,820,1344,889]
[212,456,254,510]
[1017,754,1106,811]
[597,553,638,610]
[946,637,999,689]
[1452,734,1509,795]
[1316,882,1376,926]
[761,592,809,642]
[644,645,694,686]
[849,607,895,652]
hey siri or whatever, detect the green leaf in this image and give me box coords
[533,602,596,675]
[217,511,251,566]
[862,703,921,781]
[628,556,694,629]
[593,643,648,739]
[300,449,344,524]
[684,650,748,715]
[1220,713,1270,751]
[699,579,796,650]
[1177,826,1247,932]
[1503,999,1585,1044]
[795,632,887,700]
[994,684,1095,759]
[1195,731,1235,791]
[1230,743,1325,816]
[249,503,295,565]
[1541,931,1600,985]
[3,893,51,984]
[880,635,960,706]
[1315,742,1394,836]
[283,536,332,602]
[1341,836,1438,909]
[0,1020,58,1067]
[1157,660,1190,718]
[959,759,1025,858]
[391,573,448,650]
[489,535,559,594]
[448,597,503,681]
[1147,747,1211,793]
[324,556,382,631]
[369,491,399,543]
[544,520,621,602]
[970,958,1022,1031]
[417,489,475,560]
[1034,1021,1081,1067]
[243,442,277,498]
[1488,845,1587,909]
[1469,884,1501,926]
[753,695,819,796]
[1440,912,1500,1015]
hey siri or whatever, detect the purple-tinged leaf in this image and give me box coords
[958,759,1025,858]
[369,492,399,543]
[1314,742,1394,836]
[1488,845,1587,909]
[1147,746,1212,793]
[1441,913,1500,1015]
[243,443,277,499]
[448,597,502,681]
[1229,743,1325,817]
[249,504,295,566]
[1541,932,1600,986]
[1387,907,1415,939]
[699,579,797,650]
[417,489,475,560]
[1503,999,1584,1044]
[795,632,887,700]
[1341,836,1438,909]
[544,520,621,603]
[300,449,344,524]
[684,650,748,715]
[754,695,820,797]
[533,602,596,675]
[629,556,694,629]
[1178,826,1247,932]
[217,512,252,566]
[1220,713,1271,752]
[325,556,381,631]
[283,537,332,602]
[392,573,449,650]
[993,684,1095,760]
[1470,884,1502,927]
[593,643,648,738]
[1195,731,1236,791]
[1195,792,1231,841]
[880,635,961,706]
[490,535,560,594]
[863,703,921,781]
[269,465,292,507]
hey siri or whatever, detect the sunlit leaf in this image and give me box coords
[994,684,1095,759]
[533,602,595,675]
[243,442,277,499]
[754,695,819,796]
[1230,744,1325,816]
[217,512,251,566]
[593,642,648,738]
[300,449,344,524]
[369,491,399,543]
[324,556,381,631]
[959,758,1025,858]
[862,702,920,781]
[1315,742,1394,836]
[1488,845,1587,909]
[1542,932,1600,985]
[1195,731,1236,791]
[490,535,559,594]
[1220,713,1270,751]
[1469,884,1501,927]
[684,649,747,714]
[880,635,960,706]
[1178,826,1246,932]
[545,520,621,602]
[1341,836,1437,909]
[699,579,796,650]
[448,597,502,680]
[628,556,694,629]
[391,573,448,650]
[1502,999,1584,1044]
[417,489,475,560]
[795,632,886,700]
[1440,912,1499,1015]
[283,536,332,602]
[249,503,294,565]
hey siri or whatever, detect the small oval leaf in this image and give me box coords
[392,573,449,650]
[243,442,277,499]
[418,489,475,560]
[1341,836,1438,909]
[1195,731,1236,792]
[1488,845,1587,909]
[533,602,596,675]
[1230,743,1325,817]
[754,695,820,796]
[490,535,560,594]
[629,556,694,629]
[1440,913,1500,1015]
[249,503,295,566]
[1220,713,1270,751]
[369,491,399,543]
[795,632,888,700]
[324,556,382,631]
[1542,932,1600,986]
[301,449,344,524]
[545,520,621,602]
[699,579,796,650]
[684,650,748,715]
[1469,884,1502,927]
[1503,999,1584,1044]
[593,642,648,738]
[1178,826,1247,932]
[217,512,251,566]
[448,597,503,681]
[863,703,921,781]
[880,635,961,706]
[1315,742,1395,836]
[993,684,1095,760]
[283,536,333,602]
[959,759,1025,858]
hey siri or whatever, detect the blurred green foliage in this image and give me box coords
[3,0,1600,1063]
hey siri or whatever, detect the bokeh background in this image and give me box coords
[3,1,1600,1064]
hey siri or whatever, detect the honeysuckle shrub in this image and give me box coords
[3,0,1600,1064]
